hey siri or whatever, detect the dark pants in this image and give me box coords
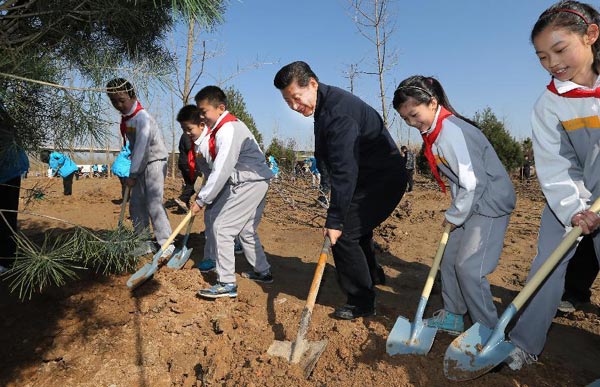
[63,172,74,195]
[0,176,21,267]
[331,168,406,309]
[406,168,414,192]
[563,235,599,303]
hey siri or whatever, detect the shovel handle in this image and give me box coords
[305,236,331,311]
[512,196,600,311]
[157,211,194,253]
[118,186,131,227]
[420,224,451,300]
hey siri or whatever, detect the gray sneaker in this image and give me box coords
[241,270,273,284]
[505,346,538,371]
[132,241,156,257]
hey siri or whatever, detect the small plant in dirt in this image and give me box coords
[4,231,85,300]
[0,212,149,300]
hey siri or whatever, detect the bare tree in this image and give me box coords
[347,0,398,128]
[342,63,361,94]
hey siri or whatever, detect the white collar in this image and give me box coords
[553,75,600,94]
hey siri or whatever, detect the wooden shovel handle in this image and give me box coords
[512,196,600,310]
[158,211,194,253]
[118,186,131,227]
[305,237,331,311]
[421,224,451,299]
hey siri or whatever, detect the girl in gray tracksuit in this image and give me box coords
[508,1,600,368]
[393,75,515,335]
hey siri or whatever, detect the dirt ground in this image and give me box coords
[1,173,599,387]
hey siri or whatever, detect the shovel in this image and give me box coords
[117,186,130,228]
[267,236,331,378]
[127,211,193,290]
[444,197,600,381]
[387,224,451,356]
[167,212,195,269]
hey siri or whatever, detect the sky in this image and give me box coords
[142,0,569,151]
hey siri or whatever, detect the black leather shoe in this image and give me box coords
[373,265,386,286]
[333,305,376,320]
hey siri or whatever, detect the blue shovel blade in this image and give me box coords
[167,247,193,269]
[386,316,437,356]
[126,261,159,289]
[444,322,514,381]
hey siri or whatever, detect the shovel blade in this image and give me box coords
[268,339,328,378]
[444,322,514,381]
[126,262,158,290]
[387,316,437,356]
[167,247,193,269]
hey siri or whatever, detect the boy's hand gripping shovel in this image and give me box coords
[167,212,195,269]
[444,196,600,381]
[386,224,451,356]
[127,211,193,290]
[267,237,330,378]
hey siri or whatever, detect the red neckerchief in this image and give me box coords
[120,101,144,146]
[547,79,600,98]
[188,148,196,181]
[209,112,238,160]
[422,106,452,193]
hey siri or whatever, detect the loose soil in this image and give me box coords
[1,174,599,387]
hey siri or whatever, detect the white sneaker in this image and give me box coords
[557,300,576,313]
[160,244,176,259]
[505,346,537,371]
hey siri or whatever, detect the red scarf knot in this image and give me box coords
[119,101,144,146]
[422,106,452,193]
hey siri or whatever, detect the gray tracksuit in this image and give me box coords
[194,111,273,284]
[509,78,600,356]
[122,101,172,245]
[430,107,515,329]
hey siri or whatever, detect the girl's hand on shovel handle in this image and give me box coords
[571,209,600,235]
[324,228,342,246]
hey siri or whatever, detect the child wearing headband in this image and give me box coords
[506,0,600,371]
[392,76,515,343]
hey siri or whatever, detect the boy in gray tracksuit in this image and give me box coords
[106,78,174,257]
[190,86,273,299]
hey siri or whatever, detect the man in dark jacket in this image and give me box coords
[274,61,407,320]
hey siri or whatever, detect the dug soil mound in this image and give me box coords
[1,175,599,386]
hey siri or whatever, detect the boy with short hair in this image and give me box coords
[188,86,273,298]
[106,78,174,257]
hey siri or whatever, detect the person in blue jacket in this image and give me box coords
[267,155,279,179]
[41,150,78,195]
[111,143,132,201]
[0,143,29,271]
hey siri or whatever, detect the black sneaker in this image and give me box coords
[332,305,375,320]
[241,270,273,284]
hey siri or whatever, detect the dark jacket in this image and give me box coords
[314,83,404,230]
[178,133,194,185]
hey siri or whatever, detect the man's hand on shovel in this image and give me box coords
[324,228,342,245]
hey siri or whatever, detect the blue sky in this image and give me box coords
[144,0,564,151]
